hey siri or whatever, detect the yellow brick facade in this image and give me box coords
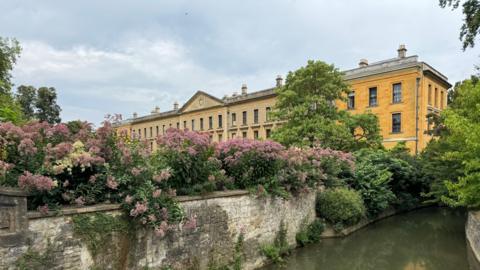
[117,46,451,154]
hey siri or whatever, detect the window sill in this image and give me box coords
[390,102,403,105]
[367,105,378,108]
[390,131,403,135]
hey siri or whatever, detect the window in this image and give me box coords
[254,130,259,139]
[209,135,213,142]
[150,142,153,151]
[428,84,432,105]
[138,129,141,138]
[208,116,213,129]
[218,133,223,142]
[144,128,147,138]
[392,83,402,103]
[191,119,195,131]
[369,87,378,107]
[150,127,153,138]
[440,91,445,109]
[156,126,159,136]
[200,118,204,130]
[254,109,259,124]
[347,91,355,109]
[169,123,172,128]
[163,125,165,134]
[183,121,187,129]
[434,88,438,107]
[218,114,223,128]
[392,113,401,133]
[266,129,271,138]
[242,131,247,138]
[232,132,236,138]
[176,122,180,129]
[266,107,271,122]
[231,113,237,126]
[242,111,247,125]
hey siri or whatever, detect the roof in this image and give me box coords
[118,54,451,127]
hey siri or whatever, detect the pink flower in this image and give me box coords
[18,138,37,156]
[152,189,162,198]
[18,171,56,192]
[106,175,118,189]
[153,168,172,182]
[63,180,70,188]
[131,167,143,176]
[75,196,85,206]
[148,214,157,222]
[154,227,166,238]
[129,201,148,217]
[0,161,13,176]
[183,214,197,230]
[124,195,133,204]
[208,175,215,182]
[89,175,97,183]
[37,204,49,215]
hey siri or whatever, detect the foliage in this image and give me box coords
[316,188,366,229]
[0,93,25,124]
[271,60,351,149]
[439,0,480,49]
[15,241,56,270]
[436,79,480,207]
[271,60,382,151]
[154,128,226,195]
[16,85,37,119]
[295,218,325,247]
[72,213,132,255]
[0,37,21,94]
[35,87,62,124]
[261,221,289,264]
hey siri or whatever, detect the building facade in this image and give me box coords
[116,45,451,153]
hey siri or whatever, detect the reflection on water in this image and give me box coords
[261,208,468,270]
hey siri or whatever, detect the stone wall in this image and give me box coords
[467,211,480,269]
[0,189,316,270]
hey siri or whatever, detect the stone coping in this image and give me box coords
[0,187,29,197]
[26,190,250,219]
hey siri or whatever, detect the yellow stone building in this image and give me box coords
[116,45,451,154]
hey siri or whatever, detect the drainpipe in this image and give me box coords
[415,77,420,155]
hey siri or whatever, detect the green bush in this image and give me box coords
[295,219,325,246]
[316,188,365,228]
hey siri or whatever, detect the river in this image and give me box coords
[261,208,468,270]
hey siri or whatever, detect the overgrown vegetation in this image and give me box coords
[14,241,56,270]
[295,218,325,247]
[261,221,289,264]
[316,188,366,230]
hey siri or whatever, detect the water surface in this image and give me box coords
[262,208,468,270]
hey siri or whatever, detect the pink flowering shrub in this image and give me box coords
[153,128,227,195]
[216,138,286,193]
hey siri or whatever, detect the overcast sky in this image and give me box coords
[1,0,478,125]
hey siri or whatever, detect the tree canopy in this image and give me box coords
[439,0,480,49]
[271,60,382,151]
[35,87,62,124]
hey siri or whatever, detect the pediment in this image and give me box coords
[180,91,224,112]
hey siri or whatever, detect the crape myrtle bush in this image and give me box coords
[0,121,353,231]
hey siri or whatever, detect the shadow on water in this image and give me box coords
[262,208,468,270]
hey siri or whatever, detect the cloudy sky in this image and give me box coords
[1,0,478,125]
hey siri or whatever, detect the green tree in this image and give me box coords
[35,87,61,124]
[0,37,21,94]
[439,0,480,49]
[271,60,382,151]
[0,94,24,123]
[16,85,37,119]
[436,79,480,207]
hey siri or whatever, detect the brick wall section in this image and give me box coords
[0,190,316,270]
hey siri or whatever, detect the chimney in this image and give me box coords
[151,106,160,114]
[359,59,369,68]
[173,101,179,110]
[276,75,283,87]
[133,112,138,118]
[397,44,407,58]
[241,84,248,95]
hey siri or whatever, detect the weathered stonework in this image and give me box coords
[0,190,316,270]
[466,211,480,270]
